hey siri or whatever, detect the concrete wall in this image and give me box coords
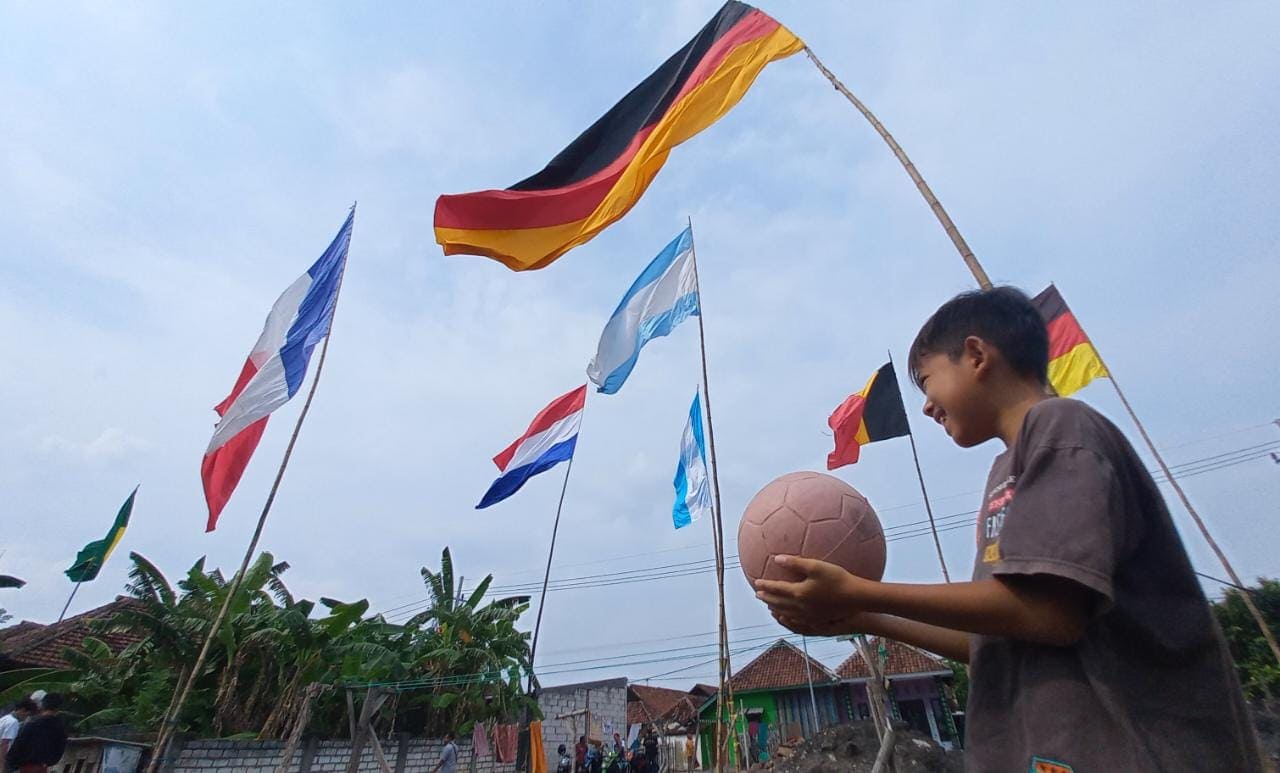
[169,736,518,773]
[535,678,628,765]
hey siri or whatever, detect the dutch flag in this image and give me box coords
[478,385,586,509]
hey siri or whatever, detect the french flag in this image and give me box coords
[478,385,586,509]
[201,210,353,531]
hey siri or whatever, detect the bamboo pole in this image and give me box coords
[147,212,353,773]
[807,43,1277,668]
[274,683,326,773]
[687,220,735,772]
[1087,343,1280,669]
[804,47,990,288]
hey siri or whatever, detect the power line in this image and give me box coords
[378,437,1279,621]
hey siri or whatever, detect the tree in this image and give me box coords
[1213,578,1280,701]
[27,547,536,741]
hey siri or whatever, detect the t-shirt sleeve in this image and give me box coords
[993,443,1124,608]
[0,717,17,742]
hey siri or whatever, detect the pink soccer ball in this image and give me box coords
[738,471,886,586]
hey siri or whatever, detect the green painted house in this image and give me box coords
[697,638,959,767]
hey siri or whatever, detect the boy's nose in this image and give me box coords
[922,398,936,418]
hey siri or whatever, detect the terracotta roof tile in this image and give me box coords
[0,598,144,670]
[728,640,838,692]
[628,684,688,724]
[834,638,950,680]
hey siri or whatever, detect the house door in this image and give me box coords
[896,699,934,738]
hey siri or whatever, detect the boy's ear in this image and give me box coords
[962,335,991,378]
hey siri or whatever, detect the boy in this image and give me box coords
[0,698,38,773]
[4,693,66,773]
[754,287,1261,771]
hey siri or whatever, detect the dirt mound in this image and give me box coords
[754,721,963,773]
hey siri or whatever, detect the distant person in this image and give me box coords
[5,693,66,773]
[642,730,658,769]
[557,744,572,773]
[574,735,587,773]
[0,699,37,773]
[684,732,697,770]
[430,731,458,773]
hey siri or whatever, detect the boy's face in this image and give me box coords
[915,343,996,447]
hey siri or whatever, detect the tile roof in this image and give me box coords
[628,684,688,725]
[627,685,705,729]
[728,639,838,693]
[0,598,145,670]
[834,638,951,680]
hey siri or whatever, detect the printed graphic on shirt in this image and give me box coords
[1029,756,1074,773]
[981,475,1015,562]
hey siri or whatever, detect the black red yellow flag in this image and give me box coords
[434,2,803,271]
[1032,284,1108,396]
[827,362,910,469]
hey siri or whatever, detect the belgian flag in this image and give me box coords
[434,2,803,271]
[1032,284,1108,397]
[827,362,911,469]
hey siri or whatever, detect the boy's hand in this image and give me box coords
[770,610,876,637]
[753,555,873,621]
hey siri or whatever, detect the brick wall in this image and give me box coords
[169,736,519,773]
[165,678,629,773]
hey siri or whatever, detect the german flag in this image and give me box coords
[433,2,803,271]
[828,362,911,469]
[1032,284,1108,397]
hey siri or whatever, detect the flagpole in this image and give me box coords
[804,47,990,289]
[687,218,735,773]
[57,580,84,624]
[1079,324,1280,670]
[887,351,950,583]
[146,207,354,773]
[805,35,1280,674]
[527,447,579,692]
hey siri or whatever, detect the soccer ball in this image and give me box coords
[738,471,886,585]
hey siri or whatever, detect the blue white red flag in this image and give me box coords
[201,209,353,531]
[672,391,712,529]
[478,385,586,509]
[586,228,699,395]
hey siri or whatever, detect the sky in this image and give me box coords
[2,2,1278,688]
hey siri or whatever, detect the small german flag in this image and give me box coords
[433,2,803,271]
[1032,284,1108,397]
[828,362,911,469]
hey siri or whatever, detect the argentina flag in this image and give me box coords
[587,228,700,394]
[673,392,713,529]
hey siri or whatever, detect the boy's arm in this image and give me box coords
[774,610,972,662]
[756,555,1093,648]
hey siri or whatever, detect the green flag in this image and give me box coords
[65,487,138,583]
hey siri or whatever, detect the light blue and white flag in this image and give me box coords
[587,228,699,395]
[673,391,713,529]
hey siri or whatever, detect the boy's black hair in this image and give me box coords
[39,692,64,711]
[908,286,1049,388]
[15,697,38,712]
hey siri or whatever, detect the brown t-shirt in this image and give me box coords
[966,398,1261,772]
